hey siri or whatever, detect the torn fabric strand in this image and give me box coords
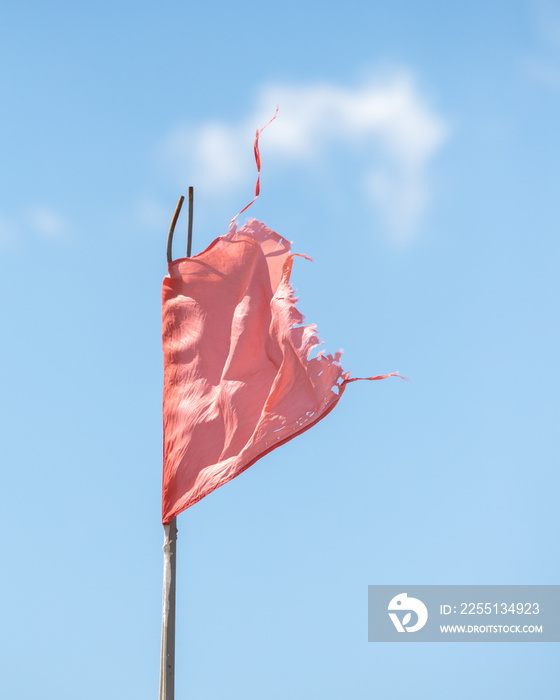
[161,219,402,522]
[228,107,278,229]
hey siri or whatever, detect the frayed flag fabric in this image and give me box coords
[161,218,401,523]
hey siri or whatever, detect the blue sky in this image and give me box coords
[1,0,559,698]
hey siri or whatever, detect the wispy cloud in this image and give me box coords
[160,73,449,242]
[522,0,560,89]
[532,0,560,46]
[27,207,68,238]
[0,206,69,245]
[523,58,560,89]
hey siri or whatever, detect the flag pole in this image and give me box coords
[159,518,177,700]
[159,188,194,700]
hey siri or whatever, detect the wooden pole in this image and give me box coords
[159,518,177,700]
[166,196,184,264]
[159,189,194,699]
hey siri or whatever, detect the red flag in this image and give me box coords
[161,219,401,522]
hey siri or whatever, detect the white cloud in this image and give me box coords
[532,0,560,46]
[257,76,446,168]
[27,207,68,238]
[523,58,560,89]
[163,122,245,191]
[160,73,449,242]
[0,206,70,245]
[523,1,560,90]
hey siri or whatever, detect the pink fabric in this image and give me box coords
[161,219,399,522]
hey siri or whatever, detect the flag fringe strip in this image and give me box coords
[186,187,194,258]
[229,107,279,229]
[345,371,410,383]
